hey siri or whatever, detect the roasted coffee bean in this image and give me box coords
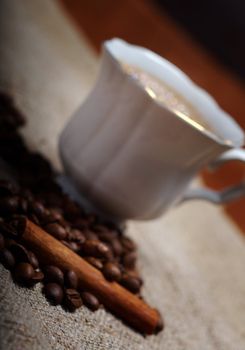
[28,251,39,269]
[0,248,15,269]
[29,200,48,221]
[121,237,136,252]
[45,223,67,240]
[31,270,44,284]
[97,232,116,242]
[44,265,64,285]
[14,262,34,283]
[83,229,98,240]
[19,197,28,213]
[122,252,137,269]
[46,208,63,223]
[125,270,143,287]
[84,257,103,270]
[62,199,81,220]
[9,243,30,262]
[19,188,33,202]
[67,241,80,252]
[4,238,15,248]
[120,275,141,294]
[0,233,5,250]
[5,215,27,237]
[28,200,50,225]
[68,229,85,244]
[81,292,100,311]
[72,218,88,230]
[44,283,63,305]
[102,262,121,282]
[64,270,78,289]
[0,196,19,216]
[61,240,80,252]
[91,224,109,235]
[85,214,98,225]
[82,240,112,260]
[110,238,123,257]
[0,221,16,238]
[0,180,17,196]
[61,240,71,249]
[64,289,82,311]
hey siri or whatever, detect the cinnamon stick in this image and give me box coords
[20,219,162,334]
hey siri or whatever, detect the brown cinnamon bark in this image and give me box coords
[20,219,162,334]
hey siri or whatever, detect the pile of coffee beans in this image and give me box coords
[0,227,100,312]
[0,93,143,314]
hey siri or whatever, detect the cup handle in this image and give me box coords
[182,148,245,204]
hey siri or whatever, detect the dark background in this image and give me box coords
[155,0,245,80]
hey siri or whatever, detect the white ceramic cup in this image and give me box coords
[59,38,245,220]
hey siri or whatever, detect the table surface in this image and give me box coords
[60,0,245,233]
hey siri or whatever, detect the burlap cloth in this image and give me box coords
[1,1,245,349]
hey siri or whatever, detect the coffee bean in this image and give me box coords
[98,232,116,242]
[61,240,71,249]
[28,251,39,269]
[20,189,33,202]
[61,240,80,252]
[14,262,34,283]
[9,243,30,262]
[45,223,67,240]
[0,180,17,196]
[19,197,28,213]
[29,201,51,225]
[110,238,123,256]
[68,229,85,244]
[120,275,141,294]
[72,218,89,230]
[82,240,112,260]
[29,200,48,221]
[85,214,98,225]
[64,289,82,311]
[125,270,143,285]
[0,248,15,269]
[81,292,100,311]
[84,257,103,270]
[4,238,15,248]
[62,199,81,220]
[120,237,136,252]
[122,252,137,269]
[67,241,80,252]
[64,270,78,289]
[91,224,109,235]
[0,233,5,250]
[31,270,44,284]
[102,262,121,282]
[83,229,98,240]
[0,196,19,216]
[5,215,27,237]
[46,208,63,223]
[44,283,63,305]
[44,265,64,285]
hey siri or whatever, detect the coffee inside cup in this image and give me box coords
[121,62,212,133]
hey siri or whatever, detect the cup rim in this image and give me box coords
[104,38,244,148]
